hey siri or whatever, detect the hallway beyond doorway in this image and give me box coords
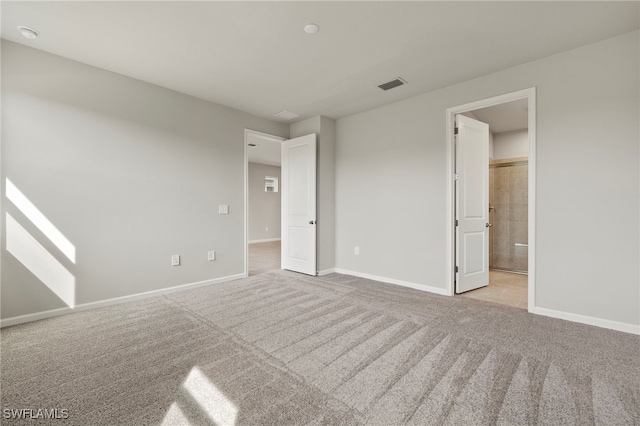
[249,240,281,276]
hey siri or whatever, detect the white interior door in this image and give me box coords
[455,115,489,293]
[281,133,317,275]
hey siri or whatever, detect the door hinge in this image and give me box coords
[455,266,459,273]
[454,127,459,135]
[455,219,458,226]
[454,174,459,181]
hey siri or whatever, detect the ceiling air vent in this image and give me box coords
[378,77,407,91]
[274,110,300,121]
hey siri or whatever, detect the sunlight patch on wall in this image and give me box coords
[183,367,238,426]
[6,213,76,307]
[6,178,76,263]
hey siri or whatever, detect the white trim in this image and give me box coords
[317,268,335,276]
[0,273,245,328]
[533,307,640,335]
[445,88,536,309]
[1,307,72,328]
[526,90,537,312]
[244,129,249,277]
[334,268,449,296]
[245,129,288,143]
[244,129,287,279]
[248,238,281,244]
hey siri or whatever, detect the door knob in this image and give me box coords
[309,220,316,225]
[486,223,492,228]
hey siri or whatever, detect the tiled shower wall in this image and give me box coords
[489,158,528,272]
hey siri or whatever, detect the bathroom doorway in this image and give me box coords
[446,88,536,311]
[463,99,529,308]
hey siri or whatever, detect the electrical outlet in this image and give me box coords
[218,204,229,214]
[208,251,216,261]
[354,246,360,255]
[171,255,180,266]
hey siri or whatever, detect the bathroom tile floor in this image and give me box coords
[459,270,528,309]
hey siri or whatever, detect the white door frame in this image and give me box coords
[244,129,287,277]
[445,87,536,312]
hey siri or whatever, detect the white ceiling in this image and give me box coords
[1,2,638,123]
[246,131,284,166]
[472,98,529,134]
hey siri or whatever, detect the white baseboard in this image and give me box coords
[0,273,246,328]
[1,307,73,328]
[8,270,635,336]
[533,306,640,335]
[333,268,449,296]
[248,238,281,244]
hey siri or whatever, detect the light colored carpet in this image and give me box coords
[1,270,639,425]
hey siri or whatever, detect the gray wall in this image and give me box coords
[3,31,639,330]
[494,130,528,159]
[248,162,281,242]
[1,41,289,319]
[290,116,336,274]
[335,31,639,327]
[290,116,321,141]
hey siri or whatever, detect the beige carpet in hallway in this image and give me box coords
[2,270,639,425]
[249,240,280,276]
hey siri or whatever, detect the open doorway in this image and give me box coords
[446,88,536,312]
[459,100,529,308]
[244,129,286,276]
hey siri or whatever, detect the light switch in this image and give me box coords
[218,205,229,214]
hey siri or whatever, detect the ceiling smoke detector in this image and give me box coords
[378,77,407,91]
[18,26,39,39]
[304,24,319,34]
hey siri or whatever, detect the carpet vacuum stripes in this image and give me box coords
[1,270,639,425]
